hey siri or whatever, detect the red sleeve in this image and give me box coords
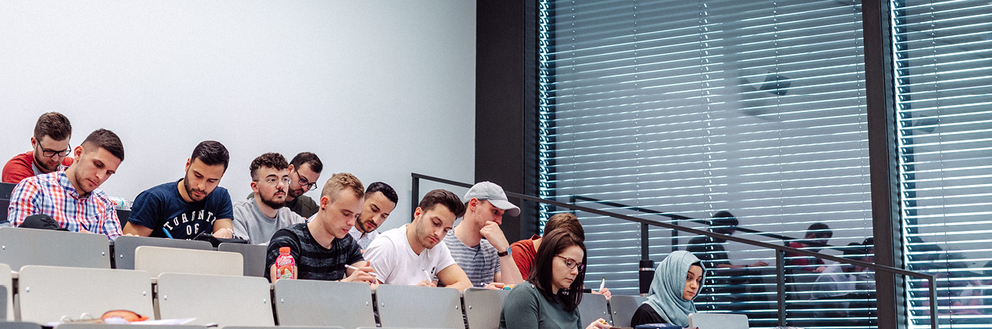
[510,240,534,279]
[2,152,34,184]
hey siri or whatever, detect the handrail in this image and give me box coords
[569,195,805,243]
[412,172,937,329]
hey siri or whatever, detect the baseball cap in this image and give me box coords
[18,214,68,231]
[463,181,520,217]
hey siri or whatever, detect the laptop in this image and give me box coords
[688,313,749,329]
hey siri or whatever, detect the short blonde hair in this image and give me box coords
[321,173,365,204]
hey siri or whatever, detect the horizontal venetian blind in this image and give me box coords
[893,0,992,328]
[538,0,876,327]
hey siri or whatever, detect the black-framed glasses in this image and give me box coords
[294,170,318,191]
[37,144,71,158]
[555,255,585,271]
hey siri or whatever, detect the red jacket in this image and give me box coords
[2,151,74,184]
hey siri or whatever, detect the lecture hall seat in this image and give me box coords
[17,265,153,324]
[156,272,274,327]
[273,279,376,329]
[0,228,111,270]
[374,285,465,329]
[134,246,243,278]
[113,235,214,270]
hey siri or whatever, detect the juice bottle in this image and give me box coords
[275,247,296,280]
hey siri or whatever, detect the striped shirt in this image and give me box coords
[265,222,365,282]
[443,230,501,287]
[6,171,122,240]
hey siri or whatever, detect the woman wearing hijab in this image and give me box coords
[499,229,611,329]
[630,251,705,327]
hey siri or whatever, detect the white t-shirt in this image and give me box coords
[364,224,457,285]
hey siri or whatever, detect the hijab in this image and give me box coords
[643,250,705,327]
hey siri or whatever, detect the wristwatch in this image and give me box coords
[498,248,511,257]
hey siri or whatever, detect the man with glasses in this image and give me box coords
[248,152,323,219]
[123,141,235,239]
[5,129,125,239]
[3,112,75,183]
[233,152,305,244]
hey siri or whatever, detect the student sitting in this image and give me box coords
[510,212,585,279]
[630,250,705,327]
[363,189,472,290]
[499,229,610,329]
[5,129,125,240]
[264,173,376,283]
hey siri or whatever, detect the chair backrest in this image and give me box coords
[0,182,13,224]
[218,243,268,277]
[0,263,11,320]
[0,228,111,270]
[113,235,214,270]
[227,327,343,329]
[688,313,749,329]
[57,325,205,329]
[0,322,41,329]
[273,279,375,329]
[156,273,274,326]
[375,285,464,329]
[134,246,242,277]
[17,265,153,324]
[462,288,510,329]
[608,295,647,328]
[577,292,609,327]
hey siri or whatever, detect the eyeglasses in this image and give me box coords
[37,144,71,158]
[294,170,318,191]
[555,255,585,271]
[254,176,292,186]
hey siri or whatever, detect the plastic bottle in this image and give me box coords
[275,247,296,280]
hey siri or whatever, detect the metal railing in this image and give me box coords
[412,173,937,329]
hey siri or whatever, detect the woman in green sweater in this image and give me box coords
[499,229,611,329]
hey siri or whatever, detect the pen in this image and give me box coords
[422,268,433,282]
[162,228,174,239]
[599,277,606,291]
[345,264,378,278]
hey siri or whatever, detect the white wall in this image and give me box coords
[0,0,476,230]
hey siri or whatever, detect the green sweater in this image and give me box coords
[500,283,583,329]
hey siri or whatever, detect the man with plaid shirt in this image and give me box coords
[4,129,125,240]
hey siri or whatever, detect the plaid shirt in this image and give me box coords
[7,171,122,240]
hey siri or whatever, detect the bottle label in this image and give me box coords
[276,254,296,280]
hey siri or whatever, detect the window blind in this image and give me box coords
[538,0,876,327]
[893,0,992,328]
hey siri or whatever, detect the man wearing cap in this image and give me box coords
[443,181,524,288]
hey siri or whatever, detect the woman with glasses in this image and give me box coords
[630,251,705,327]
[499,229,610,329]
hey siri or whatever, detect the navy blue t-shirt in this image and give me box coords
[128,180,234,239]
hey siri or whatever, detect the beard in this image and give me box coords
[34,153,59,173]
[260,194,286,209]
[183,172,209,202]
[288,187,304,198]
[356,217,373,233]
